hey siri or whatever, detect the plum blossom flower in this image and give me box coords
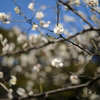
[0,72,3,79]
[0,12,10,24]
[14,6,20,14]
[40,20,51,28]
[28,2,34,11]
[17,88,27,97]
[32,24,38,30]
[70,0,80,5]
[17,34,27,44]
[2,44,10,53]
[9,75,17,85]
[51,58,64,68]
[70,74,80,84]
[54,24,64,34]
[84,0,99,7]
[35,11,44,20]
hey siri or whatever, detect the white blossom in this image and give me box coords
[89,93,100,100]
[40,20,50,28]
[36,11,44,20]
[32,64,41,72]
[0,12,10,24]
[54,24,64,34]
[17,88,27,97]
[8,89,13,99]
[8,43,15,52]
[0,72,3,79]
[7,57,15,66]
[22,42,28,49]
[28,91,34,96]
[32,24,38,30]
[17,34,27,44]
[9,75,17,85]
[28,2,34,11]
[14,6,20,14]
[2,44,9,53]
[84,0,99,7]
[70,74,80,84]
[69,0,80,5]
[51,58,64,68]
[0,34,3,41]
[29,34,40,44]
[2,38,8,46]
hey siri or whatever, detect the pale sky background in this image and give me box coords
[0,0,99,36]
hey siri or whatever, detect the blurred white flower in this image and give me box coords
[69,0,80,5]
[17,88,27,97]
[7,57,15,66]
[2,44,9,53]
[20,54,28,66]
[9,75,17,85]
[12,26,22,36]
[82,87,92,97]
[14,6,20,14]
[29,34,40,44]
[22,42,28,49]
[0,12,10,24]
[74,0,80,5]
[28,91,34,96]
[51,58,64,68]
[17,34,27,44]
[26,81,34,91]
[2,43,15,53]
[84,0,99,7]
[15,65,22,73]
[36,11,44,20]
[40,20,50,28]
[32,64,41,72]
[8,43,15,52]
[0,34,3,41]
[8,89,13,99]
[70,74,80,84]
[89,93,100,100]
[0,72,3,79]
[2,38,8,46]
[54,24,64,34]
[32,24,38,30]
[28,2,34,11]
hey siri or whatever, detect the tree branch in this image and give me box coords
[20,76,100,100]
[0,28,100,57]
[58,0,93,28]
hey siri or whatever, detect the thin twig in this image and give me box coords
[0,28,100,57]
[0,82,9,93]
[59,34,91,55]
[58,0,93,28]
[56,1,60,26]
[20,76,100,100]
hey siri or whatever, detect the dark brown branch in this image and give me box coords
[59,34,91,55]
[58,0,93,28]
[20,76,100,100]
[0,28,100,57]
[56,1,60,26]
